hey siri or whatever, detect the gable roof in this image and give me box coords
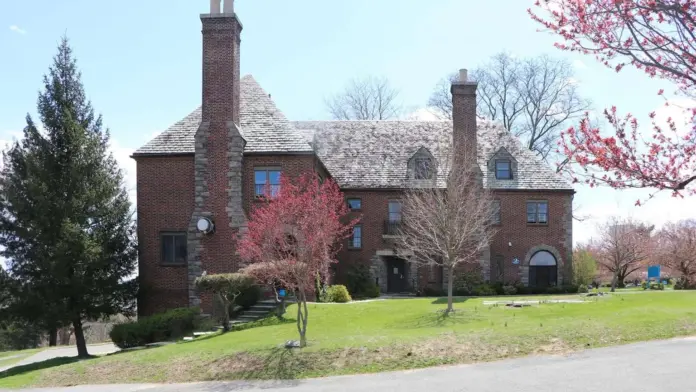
[295,120,572,191]
[133,75,312,156]
[134,76,572,192]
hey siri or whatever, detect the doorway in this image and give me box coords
[386,257,408,293]
[528,250,558,288]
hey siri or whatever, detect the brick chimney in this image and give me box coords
[451,69,478,165]
[188,0,246,308]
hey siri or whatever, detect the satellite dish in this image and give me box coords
[196,217,215,234]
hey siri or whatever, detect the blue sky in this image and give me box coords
[1,0,694,243]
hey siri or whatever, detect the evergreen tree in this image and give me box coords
[0,37,137,357]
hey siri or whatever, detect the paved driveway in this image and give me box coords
[0,344,119,373]
[4,337,696,392]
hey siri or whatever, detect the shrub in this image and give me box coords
[236,284,262,309]
[0,320,42,351]
[325,285,352,303]
[110,307,199,349]
[453,269,485,295]
[344,264,380,298]
[471,284,497,296]
[502,285,517,295]
[195,273,256,331]
[422,286,446,297]
[577,285,589,293]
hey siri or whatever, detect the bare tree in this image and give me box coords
[594,217,653,292]
[325,76,401,120]
[397,151,496,315]
[428,53,591,169]
[657,220,696,288]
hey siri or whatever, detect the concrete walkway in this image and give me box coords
[0,344,119,373]
[4,336,696,392]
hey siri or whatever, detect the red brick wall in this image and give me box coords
[489,190,573,284]
[135,156,194,316]
[334,190,402,280]
[242,155,317,216]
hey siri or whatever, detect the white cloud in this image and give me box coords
[572,60,587,70]
[573,186,696,245]
[403,107,446,121]
[9,25,26,35]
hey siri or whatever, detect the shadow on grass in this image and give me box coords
[0,356,86,379]
[430,297,470,305]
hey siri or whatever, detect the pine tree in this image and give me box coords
[0,37,137,357]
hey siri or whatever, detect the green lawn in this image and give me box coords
[0,348,42,368]
[2,291,696,388]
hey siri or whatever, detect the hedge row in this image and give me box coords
[109,307,199,349]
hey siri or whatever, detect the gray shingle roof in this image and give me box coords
[133,75,312,156]
[294,120,573,191]
[134,76,572,191]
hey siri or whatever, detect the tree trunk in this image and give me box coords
[219,293,230,332]
[48,328,58,347]
[72,319,89,358]
[610,272,618,292]
[296,289,308,348]
[446,266,454,315]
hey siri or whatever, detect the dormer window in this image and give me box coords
[414,157,433,180]
[495,160,512,179]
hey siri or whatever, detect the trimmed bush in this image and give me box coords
[577,285,590,293]
[472,284,497,296]
[195,273,256,331]
[110,307,199,349]
[502,285,517,295]
[421,286,446,297]
[325,285,352,303]
[344,264,380,299]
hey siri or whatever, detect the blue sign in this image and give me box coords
[647,265,661,280]
[512,258,520,265]
[278,289,286,297]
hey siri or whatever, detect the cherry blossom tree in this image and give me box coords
[530,0,696,201]
[594,217,654,291]
[657,219,696,288]
[238,174,357,347]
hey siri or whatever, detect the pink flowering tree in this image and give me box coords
[238,173,357,347]
[530,0,696,202]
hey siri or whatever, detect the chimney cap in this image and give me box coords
[459,69,468,82]
[209,0,234,14]
[452,67,477,86]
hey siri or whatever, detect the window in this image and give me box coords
[492,200,501,224]
[350,225,362,249]
[526,201,548,224]
[347,198,362,211]
[414,157,433,180]
[495,160,512,179]
[388,201,402,222]
[254,168,281,197]
[161,232,187,264]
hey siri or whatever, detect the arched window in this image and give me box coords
[529,250,557,288]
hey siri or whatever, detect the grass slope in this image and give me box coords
[2,291,695,388]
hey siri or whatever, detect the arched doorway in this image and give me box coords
[529,250,557,288]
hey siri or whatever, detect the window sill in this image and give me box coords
[382,234,400,240]
[159,263,187,267]
[526,223,549,227]
[347,247,362,251]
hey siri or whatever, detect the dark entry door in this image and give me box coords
[387,258,406,293]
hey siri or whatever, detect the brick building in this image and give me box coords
[133,1,574,315]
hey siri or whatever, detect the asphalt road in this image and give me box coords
[5,337,696,392]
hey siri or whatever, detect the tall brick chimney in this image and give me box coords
[188,0,246,308]
[451,69,478,165]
